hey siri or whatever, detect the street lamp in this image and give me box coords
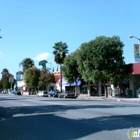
[129,35,140,41]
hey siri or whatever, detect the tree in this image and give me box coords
[23,67,41,94]
[56,66,58,71]
[52,67,54,72]
[52,41,68,92]
[76,43,92,83]
[16,71,23,80]
[19,58,35,73]
[1,74,10,89]
[62,51,80,94]
[1,69,14,90]
[76,43,94,95]
[39,60,48,70]
[77,36,125,97]
[16,71,23,75]
[1,68,9,75]
[39,69,55,90]
[0,79,3,89]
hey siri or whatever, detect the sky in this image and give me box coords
[0,0,140,78]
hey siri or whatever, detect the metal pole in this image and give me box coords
[11,82,12,92]
[129,35,140,41]
[9,75,14,93]
[60,68,62,93]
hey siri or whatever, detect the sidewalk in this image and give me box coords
[77,95,140,102]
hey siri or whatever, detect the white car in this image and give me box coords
[37,91,48,97]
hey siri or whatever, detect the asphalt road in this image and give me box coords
[0,94,140,140]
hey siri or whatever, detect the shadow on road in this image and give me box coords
[0,102,140,140]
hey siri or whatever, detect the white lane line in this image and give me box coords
[25,100,66,105]
[39,101,65,105]
[21,101,65,106]
[0,118,11,121]
[21,103,33,106]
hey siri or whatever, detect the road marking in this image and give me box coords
[39,101,65,105]
[21,101,65,106]
[25,99,66,105]
[21,103,33,106]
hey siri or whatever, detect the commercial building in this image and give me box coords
[126,62,140,97]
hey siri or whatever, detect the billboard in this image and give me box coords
[134,44,140,62]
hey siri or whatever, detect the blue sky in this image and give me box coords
[0,0,140,78]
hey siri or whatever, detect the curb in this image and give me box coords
[77,96,140,102]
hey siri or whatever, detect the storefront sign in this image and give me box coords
[134,44,140,62]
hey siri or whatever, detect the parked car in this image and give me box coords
[0,89,3,94]
[12,91,22,95]
[48,90,60,97]
[58,91,79,98]
[37,91,48,97]
[17,92,22,95]
[2,90,9,94]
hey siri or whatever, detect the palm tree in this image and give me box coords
[19,58,35,73]
[39,60,48,70]
[52,67,54,72]
[16,71,23,80]
[1,68,9,75]
[16,71,23,75]
[53,41,68,92]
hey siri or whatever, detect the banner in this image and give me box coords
[134,44,140,62]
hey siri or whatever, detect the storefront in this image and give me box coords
[126,63,140,97]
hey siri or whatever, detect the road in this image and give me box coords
[0,94,140,140]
